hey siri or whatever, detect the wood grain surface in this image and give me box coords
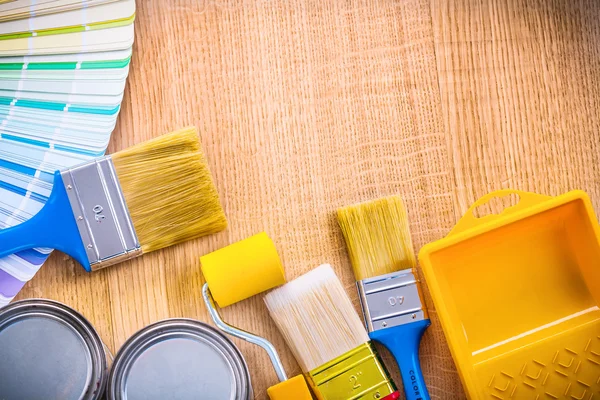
[15,1,600,398]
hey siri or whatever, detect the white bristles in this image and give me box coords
[264,264,369,371]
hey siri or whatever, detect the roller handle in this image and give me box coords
[267,375,313,400]
[0,172,90,270]
[371,319,431,400]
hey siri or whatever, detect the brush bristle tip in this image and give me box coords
[111,127,227,253]
[264,264,368,371]
[337,195,416,280]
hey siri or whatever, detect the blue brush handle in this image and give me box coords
[0,172,91,271]
[370,319,431,400]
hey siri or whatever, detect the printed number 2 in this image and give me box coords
[350,373,362,389]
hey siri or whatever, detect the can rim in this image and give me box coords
[0,298,108,400]
[107,318,252,400]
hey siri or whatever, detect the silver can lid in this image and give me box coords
[0,299,108,400]
[107,319,252,400]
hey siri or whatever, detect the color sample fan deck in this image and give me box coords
[0,0,135,305]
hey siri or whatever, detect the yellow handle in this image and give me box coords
[267,375,314,400]
[449,190,552,236]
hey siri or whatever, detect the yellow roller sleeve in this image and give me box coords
[267,375,314,400]
[200,232,285,307]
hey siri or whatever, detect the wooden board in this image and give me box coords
[15,0,600,398]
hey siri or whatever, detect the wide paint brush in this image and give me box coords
[264,264,400,400]
[0,126,227,271]
[337,196,430,400]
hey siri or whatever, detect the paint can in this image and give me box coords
[107,318,253,400]
[0,299,109,400]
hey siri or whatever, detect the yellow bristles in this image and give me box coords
[111,127,227,253]
[264,264,369,371]
[337,196,416,280]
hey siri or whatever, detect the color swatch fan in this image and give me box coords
[0,0,135,305]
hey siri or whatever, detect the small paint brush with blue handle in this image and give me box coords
[0,127,227,272]
[337,196,430,400]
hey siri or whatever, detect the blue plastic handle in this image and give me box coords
[0,172,91,271]
[370,319,431,400]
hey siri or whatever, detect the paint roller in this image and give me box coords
[201,232,313,400]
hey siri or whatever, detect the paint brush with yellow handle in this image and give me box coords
[264,263,400,400]
[0,126,227,271]
[200,232,313,400]
[337,196,430,400]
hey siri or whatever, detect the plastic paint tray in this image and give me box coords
[419,190,600,399]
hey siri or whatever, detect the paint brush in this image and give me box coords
[337,196,430,400]
[264,264,400,400]
[0,126,227,271]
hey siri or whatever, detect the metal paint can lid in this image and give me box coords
[0,299,108,400]
[107,319,253,400]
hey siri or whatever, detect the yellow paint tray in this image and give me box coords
[419,190,600,399]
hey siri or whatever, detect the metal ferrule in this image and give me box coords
[60,156,141,271]
[202,283,288,383]
[357,269,426,332]
[307,342,396,400]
